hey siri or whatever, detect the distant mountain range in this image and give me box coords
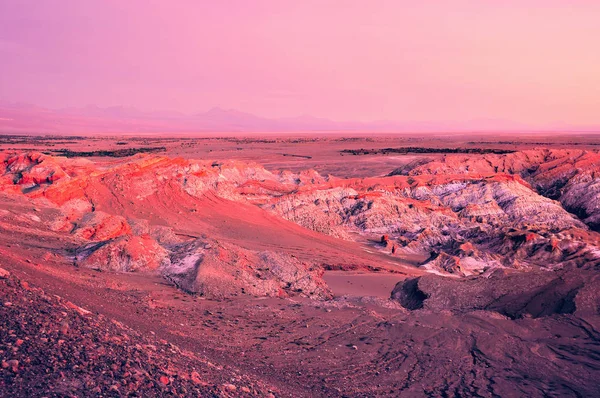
[0,101,597,134]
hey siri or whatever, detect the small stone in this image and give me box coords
[190,371,204,385]
[223,383,237,392]
[3,302,12,307]
[351,345,358,350]
[0,268,10,279]
[241,386,251,393]
[15,339,24,346]
[7,360,18,372]
[65,301,91,316]
[159,375,169,385]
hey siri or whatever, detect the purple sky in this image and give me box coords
[1,1,599,126]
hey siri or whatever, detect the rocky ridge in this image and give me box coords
[0,152,333,299]
[3,149,600,281]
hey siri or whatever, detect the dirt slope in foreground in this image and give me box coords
[0,267,275,397]
[2,257,599,397]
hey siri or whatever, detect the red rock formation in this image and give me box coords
[76,235,169,272]
[3,149,600,279]
[72,211,131,241]
[164,240,332,299]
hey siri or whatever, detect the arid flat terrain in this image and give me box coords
[1,133,600,397]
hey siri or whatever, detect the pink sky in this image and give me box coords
[1,1,599,126]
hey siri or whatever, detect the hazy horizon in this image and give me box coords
[1,1,600,130]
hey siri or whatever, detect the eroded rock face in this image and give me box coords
[127,218,184,245]
[75,235,170,272]
[164,240,332,300]
[1,152,68,188]
[1,152,94,191]
[3,149,600,288]
[268,187,356,239]
[0,152,337,298]
[260,150,600,275]
[71,211,131,241]
[398,149,600,232]
[265,174,597,275]
[392,268,599,319]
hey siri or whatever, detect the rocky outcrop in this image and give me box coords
[398,149,600,232]
[71,211,131,241]
[127,218,184,245]
[267,187,356,239]
[265,174,595,275]
[392,268,599,318]
[0,153,338,298]
[1,152,68,188]
[75,235,170,272]
[1,152,94,190]
[4,149,600,280]
[164,240,332,300]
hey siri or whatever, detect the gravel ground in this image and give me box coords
[0,267,273,397]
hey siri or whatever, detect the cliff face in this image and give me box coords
[396,149,600,230]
